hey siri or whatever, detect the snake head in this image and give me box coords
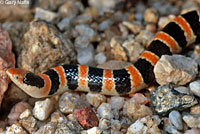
[6,68,28,84]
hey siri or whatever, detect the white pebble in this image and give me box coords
[169,110,183,130]
[87,127,102,134]
[75,36,90,49]
[75,24,96,41]
[97,103,113,119]
[77,45,94,65]
[174,86,190,95]
[94,52,106,65]
[34,7,58,22]
[99,118,111,130]
[57,17,71,31]
[33,98,54,121]
[111,119,121,131]
[19,109,31,119]
[86,93,106,108]
[110,96,124,110]
[189,80,200,97]
[183,113,200,128]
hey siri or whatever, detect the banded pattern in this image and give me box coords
[6,10,200,98]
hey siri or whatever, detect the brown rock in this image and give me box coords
[19,20,76,73]
[74,105,99,129]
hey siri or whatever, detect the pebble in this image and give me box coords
[174,86,190,95]
[154,55,198,86]
[122,21,142,35]
[169,110,183,130]
[135,30,154,47]
[127,116,161,134]
[183,113,200,128]
[34,7,58,22]
[184,128,200,134]
[74,105,99,129]
[50,112,67,123]
[86,93,106,108]
[151,84,198,115]
[6,123,27,134]
[94,52,107,65]
[98,118,111,130]
[20,115,38,133]
[34,122,57,134]
[111,119,121,131]
[88,0,120,10]
[75,36,90,49]
[110,96,124,110]
[190,105,200,115]
[99,19,114,31]
[97,103,113,119]
[158,15,175,29]
[166,125,182,134]
[33,98,54,121]
[86,127,102,134]
[144,8,159,24]
[20,20,76,73]
[19,109,31,119]
[77,45,94,65]
[189,80,200,97]
[8,102,32,125]
[57,17,71,31]
[59,92,79,114]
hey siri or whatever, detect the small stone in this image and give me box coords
[55,120,83,134]
[86,93,106,108]
[158,16,175,29]
[127,116,161,134]
[166,125,182,134]
[99,19,114,31]
[59,92,79,114]
[34,7,58,22]
[94,52,107,65]
[20,115,38,133]
[154,55,198,86]
[57,17,71,31]
[169,110,183,130]
[99,118,111,130]
[8,102,32,125]
[111,119,121,131]
[151,84,198,115]
[86,127,102,134]
[122,21,142,35]
[88,0,120,10]
[189,80,200,97]
[75,36,90,49]
[33,98,54,121]
[35,122,57,134]
[110,96,124,110]
[135,30,154,47]
[97,60,132,70]
[77,45,94,65]
[144,8,159,24]
[74,105,99,130]
[145,23,157,33]
[190,105,200,115]
[19,109,31,119]
[174,86,190,95]
[51,112,67,123]
[6,123,27,134]
[184,128,200,134]
[97,103,113,119]
[183,113,200,128]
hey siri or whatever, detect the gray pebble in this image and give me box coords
[189,80,200,97]
[169,110,183,130]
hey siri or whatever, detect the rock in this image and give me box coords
[99,20,114,31]
[97,103,113,119]
[6,123,28,134]
[183,113,200,128]
[88,0,120,10]
[135,30,154,47]
[111,119,121,131]
[20,20,76,73]
[86,93,106,108]
[99,118,111,130]
[55,120,83,134]
[169,110,183,130]
[189,80,200,97]
[184,128,200,134]
[36,0,66,10]
[154,55,198,86]
[86,127,102,134]
[8,102,32,125]
[94,52,107,65]
[122,38,144,63]
[33,98,54,121]
[75,36,90,49]
[74,105,98,129]
[35,122,57,134]
[158,16,175,29]
[151,84,198,115]
[190,105,200,115]
[51,112,67,123]
[0,5,32,22]
[145,23,157,33]
[127,116,161,134]
[144,8,159,24]
[59,92,79,114]
[77,45,94,65]
[57,17,71,31]
[122,21,142,35]
[34,7,58,23]
[166,125,182,134]
[0,24,15,107]
[19,109,31,119]
[97,60,132,70]
[110,96,124,110]
[174,86,190,95]
[124,93,152,121]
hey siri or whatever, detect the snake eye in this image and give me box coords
[14,75,19,79]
